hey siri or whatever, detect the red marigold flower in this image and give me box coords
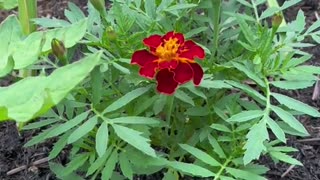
[131,31,205,95]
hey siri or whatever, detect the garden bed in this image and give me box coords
[0,1,319,180]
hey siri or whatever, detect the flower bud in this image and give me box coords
[51,38,67,64]
[103,27,117,42]
[272,14,283,29]
[90,0,106,15]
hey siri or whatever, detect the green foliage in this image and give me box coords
[1,0,319,179]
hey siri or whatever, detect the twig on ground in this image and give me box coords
[6,157,49,176]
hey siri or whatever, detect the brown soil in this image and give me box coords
[0,1,319,180]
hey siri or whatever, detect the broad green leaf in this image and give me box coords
[272,93,320,117]
[293,65,320,75]
[0,0,17,10]
[174,89,194,106]
[41,19,88,52]
[46,111,90,139]
[271,106,309,135]
[87,147,113,176]
[32,17,70,28]
[208,135,226,158]
[231,62,265,87]
[67,116,98,144]
[200,80,232,89]
[0,15,22,77]
[167,161,215,177]
[226,110,264,122]
[0,52,102,122]
[96,121,109,157]
[65,2,86,23]
[109,116,159,125]
[226,167,266,180]
[210,123,231,132]
[243,121,269,165]
[119,153,133,180]
[101,150,118,180]
[270,151,302,166]
[179,144,220,166]
[103,87,150,113]
[266,117,286,143]
[112,124,156,157]
[271,81,315,90]
[49,131,72,160]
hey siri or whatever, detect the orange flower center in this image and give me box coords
[155,38,180,61]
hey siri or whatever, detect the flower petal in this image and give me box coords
[139,61,158,79]
[163,31,185,44]
[156,69,178,95]
[131,50,158,67]
[158,60,178,70]
[179,40,205,60]
[173,62,193,84]
[143,35,162,49]
[189,63,203,85]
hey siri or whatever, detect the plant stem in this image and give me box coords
[263,78,271,118]
[211,0,222,58]
[165,95,175,138]
[250,0,260,23]
[214,155,233,180]
[18,0,37,35]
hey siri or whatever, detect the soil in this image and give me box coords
[0,1,319,180]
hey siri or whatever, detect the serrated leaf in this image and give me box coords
[210,123,231,132]
[271,106,309,135]
[96,121,109,157]
[103,87,150,113]
[227,110,264,122]
[68,116,98,144]
[109,116,159,125]
[226,167,266,180]
[168,161,215,177]
[174,89,194,106]
[231,62,265,87]
[243,121,269,165]
[119,153,133,180]
[179,144,221,166]
[101,150,118,180]
[272,93,320,117]
[270,151,302,165]
[271,81,315,90]
[112,124,156,157]
[200,80,232,89]
[266,117,286,143]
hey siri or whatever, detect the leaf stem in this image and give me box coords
[211,0,222,58]
[263,78,271,119]
[165,95,175,138]
[214,155,233,180]
[250,0,260,23]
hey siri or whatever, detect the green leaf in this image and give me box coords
[179,144,220,166]
[109,116,159,125]
[210,123,231,132]
[271,93,320,117]
[24,125,58,147]
[226,110,264,122]
[67,116,98,144]
[87,147,113,176]
[101,150,118,180]
[185,27,208,38]
[266,117,286,143]
[236,16,255,45]
[271,81,315,90]
[144,0,156,18]
[61,153,89,177]
[119,153,133,180]
[22,118,60,130]
[271,106,309,135]
[164,3,197,12]
[0,52,102,122]
[96,121,109,157]
[226,167,266,180]
[186,107,209,116]
[208,135,226,158]
[112,124,156,157]
[243,121,269,165]
[41,19,87,52]
[293,65,320,75]
[226,80,266,102]
[167,161,215,177]
[174,89,194,106]
[46,111,90,139]
[112,62,131,74]
[49,131,72,160]
[0,0,18,10]
[270,151,302,166]
[103,87,150,113]
[231,62,265,87]
[200,80,232,89]
[153,95,167,115]
[49,162,84,180]
[91,67,103,106]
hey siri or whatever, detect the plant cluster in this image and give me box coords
[0,0,320,179]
